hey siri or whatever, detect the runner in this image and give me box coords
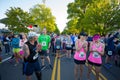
[71,33,76,54]
[38,28,53,70]
[11,33,21,66]
[3,34,10,55]
[62,34,67,53]
[87,34,105,80]
[0,39,2,63]
[116,40,120,67]
[105,31,119,68]
[23,32,42,80]
[54,34,62,58]
[74,32,88,80]
[51,34,56,53]
[19,33,27,60]
[66,35,73,58]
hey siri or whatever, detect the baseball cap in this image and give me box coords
[28,32,37,40]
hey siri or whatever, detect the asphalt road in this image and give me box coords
[0,51,119,80]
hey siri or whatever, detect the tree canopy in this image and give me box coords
[29,4,56,33]
[0,4,59,33]
[3,7,32,33]
[63,0,120,35]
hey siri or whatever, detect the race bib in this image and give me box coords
[56,46,60,49]
[33,53,38,60]
[42,41,46,46]
[93,52,100,58]
[79,52,84,58]
[108,51,112,56]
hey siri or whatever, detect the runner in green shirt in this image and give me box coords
[38,34,50,50]
[38,28,53,70]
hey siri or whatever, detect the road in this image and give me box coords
[0,48,120,80]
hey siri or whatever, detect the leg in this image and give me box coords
[46,56,51,64]
[41,56,45,66]
[35,72,42,80]
[14,53,18,63]
[56,50,59,58]
[26,75,32,80]
[74,64,79,80]
[87,63,92,80]
[4,45,7,54]
[6,44,10,53]
[66,50,68,58]
[105,55,109,63]
[94,66,101,80]
[80,65,84,80]
[68,50,71,58]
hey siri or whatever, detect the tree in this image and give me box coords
[54,24,60,34]
[66,0,94,33]
[29,4,56,33]
[3,7,33,33]
[82,0,120,35]
[65,0,120,35]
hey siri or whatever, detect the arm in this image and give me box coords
[82,41,88,53]
[75,40,79,51]
[75,40,82,51]
[48,36,51,49]
[98,43,105,56]
[38,36,41,43]
[89,42,93,52]
[23,44,30,59]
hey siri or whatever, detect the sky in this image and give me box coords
[0,0,74,32]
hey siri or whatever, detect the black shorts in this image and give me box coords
[0,47,2,52]
[39,50,48,56]
[23,61,41,76]
[74,59,86,65]
[66,47,72,50]
[88,60,101,67]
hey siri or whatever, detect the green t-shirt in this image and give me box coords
[38,34,51,50]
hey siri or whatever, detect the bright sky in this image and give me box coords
[0,0,74,32]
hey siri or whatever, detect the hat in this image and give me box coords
[28,32,37,40]
[80,32,87,36]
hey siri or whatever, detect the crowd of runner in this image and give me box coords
[0,28,120,80]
